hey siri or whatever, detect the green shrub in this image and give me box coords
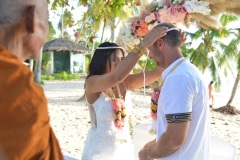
[48,75,55,80]
[72,74,80,80]
[40,80,44,85]
[41,75,48,80]
[61,71,69,80]
[53,72,80,81]
[42,72,81,81]
[54,73,62,80]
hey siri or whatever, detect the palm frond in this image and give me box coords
[222,39,239,58]
[192,28,205,40]
[182,44,194,57]
[224,59,235,77]
[216,28,231,38]
[220,14,239,26]
[208,56,221,90]
[237,52,240,71]
[190,43,209,72]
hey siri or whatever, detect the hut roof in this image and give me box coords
[43,38,90,52]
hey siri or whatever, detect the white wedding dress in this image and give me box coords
[81,92,134,160]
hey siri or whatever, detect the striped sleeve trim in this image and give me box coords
[165,112,192,123]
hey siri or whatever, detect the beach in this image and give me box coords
[43,80,240,160]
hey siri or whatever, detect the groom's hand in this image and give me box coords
[138,148,153,160]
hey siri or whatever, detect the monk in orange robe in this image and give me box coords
[0,0,63,159]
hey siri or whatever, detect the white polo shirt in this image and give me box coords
[157,57,211,160]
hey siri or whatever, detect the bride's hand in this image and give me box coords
[139,26,168,50]
[180,29,187,46]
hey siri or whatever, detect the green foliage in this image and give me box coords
[145,59,157,71]
[138,59,157,71]
[43,72,80,81]
[220,14,239,27]
[48,75,55,80]
[57,72,80,80]
[42,53,51,74]
[41,75,48,80]
[133,68,142,74]
[184,14,240,90]
[41,75,55,81]
[42,72,80,81]
[85,55,91,73]
[237,53,240,71]
[47,21,56,41]
[40,80,45,85]
[54,71,69,80]
[133,59,156,74]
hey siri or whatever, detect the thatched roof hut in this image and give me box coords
[43,38,90,52]
[42,38,91,74]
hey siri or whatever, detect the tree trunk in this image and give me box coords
[110,18,115,42]
[34,49,43,84]
[226,71,240,105]
[100,18,106,43]
[61,5,64,38]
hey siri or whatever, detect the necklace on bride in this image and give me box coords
[109,85,127,129]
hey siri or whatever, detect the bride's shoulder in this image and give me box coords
[85,92,101,104]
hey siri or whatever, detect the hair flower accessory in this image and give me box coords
[117,0,240,51]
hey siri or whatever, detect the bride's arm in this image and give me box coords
[86,48,143,93]
[124,66,164,91]
[86,27,168,93]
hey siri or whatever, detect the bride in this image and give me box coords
[81,26,168,160]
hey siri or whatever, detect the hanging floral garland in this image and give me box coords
[150,89,160,120]
[112,99,127,129]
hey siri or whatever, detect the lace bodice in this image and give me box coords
[81,92,134,160]
[92,93,115,130]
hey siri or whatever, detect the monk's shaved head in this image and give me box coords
[0,0,47,30]
[0,0,49,61]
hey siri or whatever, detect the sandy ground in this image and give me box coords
[42,80,240,160]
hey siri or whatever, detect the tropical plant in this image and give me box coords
[77,0,139,44]
[41,53,51,74]
[183,14,240,114]
[215,27,240,115]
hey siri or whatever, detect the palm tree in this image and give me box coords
[183,14,240,114]
[215,28,240,114]
[78,0,137,44]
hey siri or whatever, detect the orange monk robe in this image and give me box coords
[0,45,63,160]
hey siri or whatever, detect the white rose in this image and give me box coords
[145,16,152,23]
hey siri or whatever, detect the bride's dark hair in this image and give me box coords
[87,42,125,79]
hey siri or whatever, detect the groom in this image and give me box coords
[138,23,210,160]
